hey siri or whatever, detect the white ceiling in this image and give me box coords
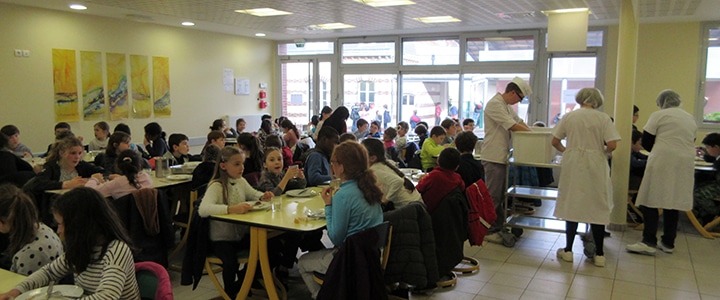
[2,0,718,41]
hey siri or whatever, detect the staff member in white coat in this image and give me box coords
[480,77,532,245]
[551,88,620,268]
[626,90,697,255]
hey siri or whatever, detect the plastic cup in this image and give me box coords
[271,197,282,212]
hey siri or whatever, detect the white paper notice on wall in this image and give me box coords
[235,78,250,95]
[223,69,234,92]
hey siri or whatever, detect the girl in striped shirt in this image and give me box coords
[0,187,140,300]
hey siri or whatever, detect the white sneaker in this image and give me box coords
[626,242,656,256]
[556,248,573,262]
[484,232,503,244]
[593,255,605,267]
[657,242,675,253]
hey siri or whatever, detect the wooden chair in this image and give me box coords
[686,197,720,239]
[627,190,643,228]
[312,222,393,285]
[168,189,198,271]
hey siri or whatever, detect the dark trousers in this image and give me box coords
[565,222,605,256]
[640,206,679,248]
[212,239,250,298]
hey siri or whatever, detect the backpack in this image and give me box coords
[465,179,497,246]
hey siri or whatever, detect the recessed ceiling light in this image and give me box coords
[413,16,461,24]
[709,38,718,41]
[354,0,415,7]
[69,4,87,10]
[181,21,195,26]
[541,8,590,15]
[309,23,356,30]
[255,33,267,37]
[235,8,292,17]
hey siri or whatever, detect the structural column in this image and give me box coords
[610,0,639,227]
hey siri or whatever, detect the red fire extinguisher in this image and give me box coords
[258,89,267,109]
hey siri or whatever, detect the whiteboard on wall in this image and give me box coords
[227,114,264,134]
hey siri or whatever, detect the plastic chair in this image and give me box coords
[312,221,392,285]
[243,171,261,187]
[135,261,174,300]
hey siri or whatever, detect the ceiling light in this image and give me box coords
[235,8,292,17]
[181,21,195,26]
[709,38,719,41]
[541,8,590,15]
[310,23,356,30]
[255,33,267,37]
[354,0,415,7]
[69,4,87,10]
[413,16,461,24]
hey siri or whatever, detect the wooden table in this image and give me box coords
[211,187,327,300]
[0,268,26,293]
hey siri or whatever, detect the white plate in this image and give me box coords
[286,189,318,197]
[248,201,271,211]
[16,285,84,300]
[166,174,192,181]
[182,161,201,168]
[306,209,325,219]
[696,161,713,167]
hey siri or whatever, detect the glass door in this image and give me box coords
[280,59,332,133]
[547,56,597,126]
[342,74,398,132]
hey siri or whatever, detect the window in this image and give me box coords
[699,24,720,126]
[359,81,375,103]
[402,38,460,65]
[402,94,415,105]
[341,42,395,64]
[466,35,534,62]
[278,42,334,55]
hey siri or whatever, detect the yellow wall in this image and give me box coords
[605,21,707,141]
[0,3,275,152]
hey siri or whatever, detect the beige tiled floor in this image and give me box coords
[169,214,720,300]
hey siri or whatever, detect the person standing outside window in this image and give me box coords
[480,77,532,245]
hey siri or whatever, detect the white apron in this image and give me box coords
[635,107,696,211]
[553,148,613,224]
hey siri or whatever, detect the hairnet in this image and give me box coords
[656,89,681,109]
[574,88,604,108]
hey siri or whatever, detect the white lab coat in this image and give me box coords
[552,108,620,224]
[636,107,697,210]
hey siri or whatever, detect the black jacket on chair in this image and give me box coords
[180,200,210,289]
[317,226,387,300]
[430,187,469,276]
[113,189,174,267]
[382,201,439,288]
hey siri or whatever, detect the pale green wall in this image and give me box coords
[605,21,707,142]
[0,3,275,153]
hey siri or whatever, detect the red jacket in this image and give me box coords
[281,146,294,169]
[416,166,465,214]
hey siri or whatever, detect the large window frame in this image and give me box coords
[696,22,720,129]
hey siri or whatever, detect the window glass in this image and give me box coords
[547,57,597,126]
[402,39,460,65]
[461,73,531,137]
[466,36,534,62]
[400,74,460,128]
[702,27,720,124]
[278,42,334,55]
[341,42,395,64]
[343,74,398,131]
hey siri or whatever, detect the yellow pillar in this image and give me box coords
[610,0,639,227]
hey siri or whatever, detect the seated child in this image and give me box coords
[414,124,428,149]
[94,131,131,177]
[198,147,274,298]
[440,119,457,145]
[265,134,293,170]
[303,127,339,186]
[259,147,306,196]
[383,127,397,149]
[462,118,475,131]
[395,121,409,151]
[419,126,448,171]
[416,147,465,214]
[353,118,369,140]
[201,130,226,156]
[1,125,32,158]
[164,133,196,166]
[693,132,720,224]
[143,122,168,158]
[191,144,220,192]
[629,130,648,191]
[85,149,153,200]
[88,121,110,151]
[454,131,484,187]
[369,120,382,138]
